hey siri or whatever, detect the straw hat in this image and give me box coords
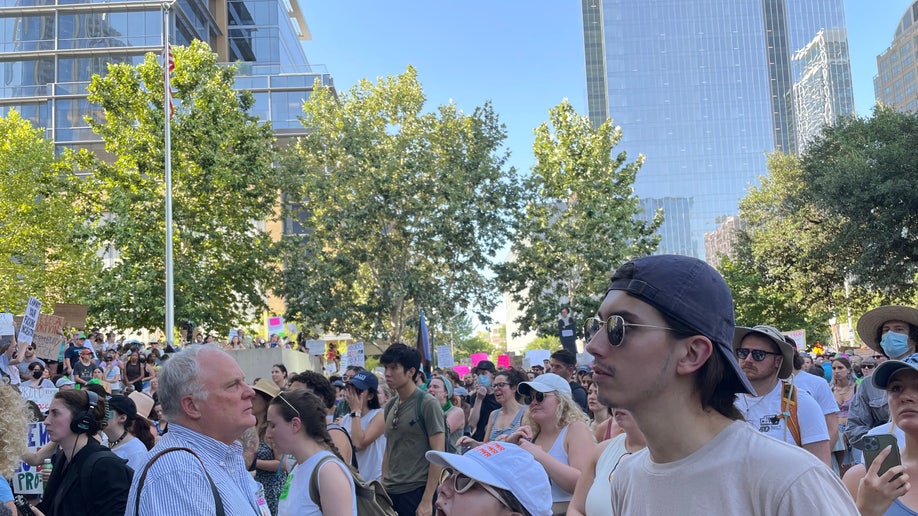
[128,391,156,419]
[857,305,918,353]
[252,378,281,399]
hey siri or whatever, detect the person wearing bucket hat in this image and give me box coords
[842,353,918,515]
[733,325,831,465]
[426,441,552,516]
[845,305,918,454]
[503,373,592,515]
[584,255,857,515]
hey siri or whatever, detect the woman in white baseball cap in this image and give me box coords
[427,441,552,516]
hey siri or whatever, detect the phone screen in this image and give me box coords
[863,433,902,479]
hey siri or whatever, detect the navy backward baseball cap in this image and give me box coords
[606,254,754,395]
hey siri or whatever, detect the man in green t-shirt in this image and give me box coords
[381,343,445,516]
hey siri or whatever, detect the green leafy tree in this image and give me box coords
[496,100,661,337]
[801,106,918,299]
[0,111,99,311]
[278,67,523,342]
[523,335,561,352]
[79,41,280,333]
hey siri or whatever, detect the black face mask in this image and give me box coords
[32,370,42,379]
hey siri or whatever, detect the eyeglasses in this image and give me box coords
[862,364,876,370]
[735,348,782,362]
[492,382,510,389]
[439,469,514,510]
[584,315,675,347]
[276,394,301,419]
[523,391,554,405]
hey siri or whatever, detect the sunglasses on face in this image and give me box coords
[523,391,554,405]
[584,314,675,347]
[439,469,514,510]
[862,364,876,370]
[735,348,782,362]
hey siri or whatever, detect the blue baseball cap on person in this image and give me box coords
[873,353,918,389]
[605,254,754,395]
[348,371,379,391]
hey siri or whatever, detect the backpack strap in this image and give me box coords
[327,423,359,469]
[134,447,225,516]
[308,454,339,509]
[779,381,801,446]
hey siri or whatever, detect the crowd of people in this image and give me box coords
[1,255,918,515]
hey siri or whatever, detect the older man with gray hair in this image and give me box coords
[125,345,263,516]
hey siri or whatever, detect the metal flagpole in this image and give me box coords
[163,2,174,345]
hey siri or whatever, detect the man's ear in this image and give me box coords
[181,395,203,420]
[675,335,714,376]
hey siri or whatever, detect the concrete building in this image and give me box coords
[581,0,853,258]
[704,215,745,266]
[875,1,918,112]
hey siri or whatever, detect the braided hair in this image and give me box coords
[270,389,344,462]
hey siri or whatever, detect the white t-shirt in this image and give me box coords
[736,381,829,445]
[792,371,840,416]
[113,437,149,472]
[106,364,122,391]
[610,421,858,515]
[0,353,20,386]
[277,450,356,516]
[340,408,386,482]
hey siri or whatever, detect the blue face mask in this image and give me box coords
[476,375,491,388]
[880,331,910,359]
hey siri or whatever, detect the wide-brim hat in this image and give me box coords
[128,391,155,419]
[426,442,552,516]
[517,373,571,398]
[857,305,918,354]
[734,325,794,379]
[252,378,281,399]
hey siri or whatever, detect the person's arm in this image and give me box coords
[329,427,353,466]
[568,440,609,516]
[318,460,356,516]
[844,387,873,450]
[111,366,121,384]
[802,439,832,468]
[22,441,57,468]
[467,387,487,430]
[825,412,839,451]
[445,407,465,436]
[419,432,445,516]
[348,411,385,450]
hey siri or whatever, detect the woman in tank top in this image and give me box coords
[503,373,593,516]
[458,369,527,449]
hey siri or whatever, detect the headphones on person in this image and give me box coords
[70,390,101,435]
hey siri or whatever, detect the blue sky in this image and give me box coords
[300,1,913,326]
[303,1,911,175]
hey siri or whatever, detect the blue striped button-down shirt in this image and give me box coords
[125,423,262,516]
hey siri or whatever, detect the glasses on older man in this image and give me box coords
[584,315,675,347]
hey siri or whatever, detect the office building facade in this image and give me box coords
[0,0,332,151]
[581,0,852,259]
[875,1,918,112]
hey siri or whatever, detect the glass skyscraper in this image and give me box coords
[582,0,853,259]
[0,0,332,152]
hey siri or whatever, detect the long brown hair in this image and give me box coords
[270,390,344,461]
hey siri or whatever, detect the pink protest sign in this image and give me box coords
[470,353,489,366]
[497,354,510,368]
[452,365,470,377]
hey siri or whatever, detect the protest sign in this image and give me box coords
[497,354,510,369]
[525,349,551,368]
[52,303,88,330]
[470,353,489,366]
[13,422,49,495]
[20,386,57,413]
[287,323,298,335]
[0,313,13,336]
[346,342,365,368]
[436,346,454,368]
[23,314,65,361]
[783,329,806,351]
[305,339,325,355]
[267,315,285,336]
[18,296,42,345]
[452,365,470,377]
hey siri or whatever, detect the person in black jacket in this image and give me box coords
[30,389,132,516]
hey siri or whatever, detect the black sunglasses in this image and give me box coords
[862,364,876,370]
[735,348,782,361]
[523,391,553,405]
[584,314,675,347]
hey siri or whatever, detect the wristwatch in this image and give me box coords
[350,411,361,418]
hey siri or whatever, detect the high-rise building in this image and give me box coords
[581,0,852,258]
[704,215,745,267]
[875,1,918,112]
[793,28,855,151]
[0,0,332,152]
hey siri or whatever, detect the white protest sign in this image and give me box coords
[18,296,42,345]
[21,386,58,413]
[346,342,365,368]
[305,339,325,355]
[436,345,454,368]
[783,329,807,351]
[525,349,551,367]
[0,313,14,336]
[229,329,239,339]
[287,323,298,335]
[14,422,50,494]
